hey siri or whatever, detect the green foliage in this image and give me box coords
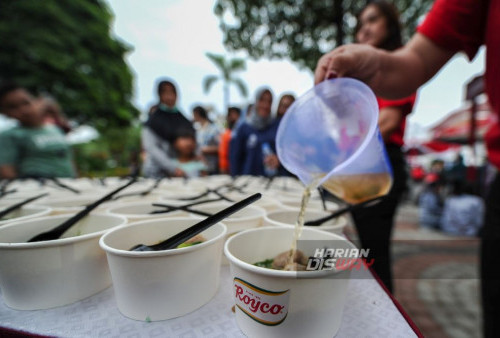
[72,125,142,177]
[214,0,434,71]
[203,52,248,111]
[0,0,139,130]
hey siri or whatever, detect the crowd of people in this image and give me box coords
[141,79,296,179]
[0,79,296,180]
[1,0,499,335]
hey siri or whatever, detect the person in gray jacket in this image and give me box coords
[142,79,194,178]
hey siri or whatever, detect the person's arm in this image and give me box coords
[201,126,221,155]
[141,127,184,176]
[201,145,219,155]
[314,33,456,99]
[0,132,19,179]
[0,165,16,179]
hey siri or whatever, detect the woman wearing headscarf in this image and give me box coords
[142,79,195,178]
[229,87,284,176]
[276,93,296,120]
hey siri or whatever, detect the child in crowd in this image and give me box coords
[172,131,207,178]
[418,173,443,230]
[0,83,75,179]
[35,95,71,134]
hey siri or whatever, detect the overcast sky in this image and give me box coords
[108,0,485,141]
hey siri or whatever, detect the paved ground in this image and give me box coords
[344,201,482,338]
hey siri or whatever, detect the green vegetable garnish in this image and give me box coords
[0,214,14,221]
[177,241,202,249]
[254,259,274,269]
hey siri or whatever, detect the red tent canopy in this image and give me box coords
[404,140,459,156]
[430,102,495,144]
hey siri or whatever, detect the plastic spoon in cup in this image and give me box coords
[0,193,49,220]
[112,178,162,200]
[304,196,385,226]
[49,177,81,194]
[150,198,224,216]
[27,178,137,242]
[0,189,17,199]
[130,193,262,251]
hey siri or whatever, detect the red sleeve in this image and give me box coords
[377,93,416,116]
[417,0,487,60]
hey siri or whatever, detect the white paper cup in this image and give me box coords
[277,197,339,212]
[264,209,346,235]
[189,202,266,235]
[186,202,266,265]
[99,217,227,321]
[0,205,52,226]
[106,202,187,222]
[109,192,162,204]
[158,188,210,202]
[33,195,113,215]
[225,227,355,338]
[224,192,281,212]
[0,213,127,310]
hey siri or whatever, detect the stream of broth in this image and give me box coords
[286,172,391,268]
[286,183,314,267]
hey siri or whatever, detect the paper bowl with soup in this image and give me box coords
[0,213,127,310]
[99,217,227,321]
[33,195,114,215]
[188,201,266,235]
[225,226,356,338]
[0,203,52,227]
[106,201,188,222]
[263,209,346,235]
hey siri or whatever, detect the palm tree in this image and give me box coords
[203,53,248,113]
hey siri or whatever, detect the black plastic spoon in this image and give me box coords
[49,178,81,194]
[27,178,137,242]
[150,203,214,217]
[130,193,262,251]
[112,178,162,200]
[0,193,49,220]
[0,189,17,199]
[304,196,385,226]
[149,197,224,215]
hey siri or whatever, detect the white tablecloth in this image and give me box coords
[0,266,417,337]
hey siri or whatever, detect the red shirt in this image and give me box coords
[218,129,231,172]
[377,94,417,147]
[418,0,500,169]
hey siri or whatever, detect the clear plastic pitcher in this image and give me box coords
[276,78,393,204]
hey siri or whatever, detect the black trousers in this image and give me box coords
[351,144,407,293]
[481,173,500,338]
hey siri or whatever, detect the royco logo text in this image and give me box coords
[233,278,290,326]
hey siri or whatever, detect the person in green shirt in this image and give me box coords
[0,83,75,179]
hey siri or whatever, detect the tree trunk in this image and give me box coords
[334,0,344,46]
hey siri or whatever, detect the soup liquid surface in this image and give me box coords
[320,172,392,204]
